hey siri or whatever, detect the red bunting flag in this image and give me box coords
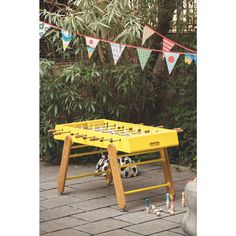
[162,38,175,53]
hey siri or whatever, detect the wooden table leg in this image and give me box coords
[105,160,113,185]
[160,148,176,197]
[108,144,126,209]
[57,135,72,194]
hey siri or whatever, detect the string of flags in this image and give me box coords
[40,21,197,75]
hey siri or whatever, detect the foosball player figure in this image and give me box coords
[169,193,175,215]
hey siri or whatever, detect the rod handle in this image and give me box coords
[174,127,184,133]
[48,129,56,133]
[75,134,85,138]
[90,137,99,141]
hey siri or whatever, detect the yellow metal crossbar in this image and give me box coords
[69,149,107,158]
[119,158,164,168]
[124,183,169,195]
[66,170,111,180]
[117,149,160,159]
[70,144,89,149]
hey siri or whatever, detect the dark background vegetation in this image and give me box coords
[40,0,197,168]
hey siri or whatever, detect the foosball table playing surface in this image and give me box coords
[50,119,182,209]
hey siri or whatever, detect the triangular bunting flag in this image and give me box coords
[39,21,51,38]
[142,26,155,46]
[192,55,197,64]
[184,54,193,64]
[110,43,125,65]
[61,30,73,51]
[164,52,180,74]
[162,38,175,53]
[137,48,152,70]
[85,36,100,58]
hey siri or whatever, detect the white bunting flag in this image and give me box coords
[39,21,51,38]
[110,43,125,65]
[142,26,155,45]
[61,30,73,51]
[164,52,180,74]
[85,36,100,58]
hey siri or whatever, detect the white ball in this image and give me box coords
[151,205,156,210]
[155,211,161,216]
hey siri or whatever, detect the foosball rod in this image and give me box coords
[48,128,63,133]
[99,138,121,143]
[80,123,116,129]
[52,131,71,135]
[87,125,125,132]
[74,134,121,143]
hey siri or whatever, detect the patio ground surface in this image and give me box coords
[40,161,195,236]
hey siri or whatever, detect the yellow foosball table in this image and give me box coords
[50,119,182,210]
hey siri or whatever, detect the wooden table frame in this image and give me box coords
[57,135,175,210]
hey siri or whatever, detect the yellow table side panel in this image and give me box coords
[128,131,179,153]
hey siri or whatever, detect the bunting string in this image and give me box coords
[143,25,197,53]
[40,21,197,55]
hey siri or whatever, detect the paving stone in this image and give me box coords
[110,198,146,212]
[119,174,149,183]
[151,231,182,236]
[40,181,57,191]
[174,184,187,192]
[97,229,143,236]
[40,230,47,235]
[40,195,84,209]
[164,213,185,224]
[170,226,185,235]
[41,196,47,201]
[40,206,47,211]
[106,190,156,202]
[110,195,164,213]
[141,170,164,178]
[40,206,85,221]
[40,217,87,233]
[67,187,112,200]
[40,189,64,199]
[124,219,179,235]
[42,228,90,236]
[125,179,166,191]
[114,210,169,224]
[171,172,195,182]
[72,207,126,222]
[139,164,161,172]
[69,179,108,191]
[70,197,117,211]
[74,218,130,235]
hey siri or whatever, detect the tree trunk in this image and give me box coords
[151,0,177,121]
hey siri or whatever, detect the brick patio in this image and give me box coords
[40,162,195,235]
